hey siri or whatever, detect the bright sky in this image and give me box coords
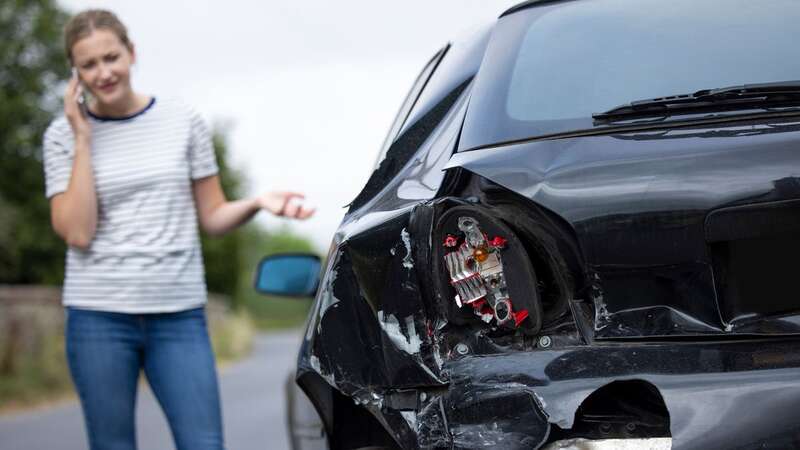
[57,0,520,250]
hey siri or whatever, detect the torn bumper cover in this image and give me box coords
[413,340,800,450]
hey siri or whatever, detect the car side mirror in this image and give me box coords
[254,253,321,298]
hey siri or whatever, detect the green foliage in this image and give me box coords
[208,309,255,362]
[0,330,72,409]
[0,0,69,284]
[200,130,244,303]
[201,131,319,319]
[201,127,320,317]
[240,224,316,264]
[237,224,318,329]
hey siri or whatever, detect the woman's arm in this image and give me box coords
[192,175,314,237]
[50,75,97,249]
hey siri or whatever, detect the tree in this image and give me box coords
[200,128,244,303]
[202,128,318,310]
[0,0,69,284]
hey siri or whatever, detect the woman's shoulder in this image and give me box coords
[44,116,72,141]
[158,98,211,135]
[155,96,203,118]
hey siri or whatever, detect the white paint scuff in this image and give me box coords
[353,390,384,409]
[594,293,611,331]
[309,355,336,385]
[318,267,340,314]
[432,342,444,369]
[533,391,548,410]
[378,311,422,354]
[310,266,341,339]
[400,228,414,269]
[400,411,418,432]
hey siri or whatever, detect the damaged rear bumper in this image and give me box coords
[403,339,800,449]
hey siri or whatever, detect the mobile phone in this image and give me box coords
[71,67,89,117]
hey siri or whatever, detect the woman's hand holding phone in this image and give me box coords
[50,69,99,250]
[65,69,91,140]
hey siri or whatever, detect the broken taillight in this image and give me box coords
[443,216,529,328]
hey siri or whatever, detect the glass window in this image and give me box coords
[460,0,800,151]
[373,47,447,168]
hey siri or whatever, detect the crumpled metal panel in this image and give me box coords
[303,213,444,396]
[438,339,800,450]
[296,63,478,450]
[446,121,800,337]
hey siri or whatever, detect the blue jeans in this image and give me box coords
[65,307,225,450]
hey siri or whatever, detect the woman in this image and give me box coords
[42,9,313,450]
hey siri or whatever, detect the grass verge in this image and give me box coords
[242,290,312,330]
[0,331,72,413]
[209,309,256,363]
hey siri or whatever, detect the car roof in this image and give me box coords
[501,0,579,18]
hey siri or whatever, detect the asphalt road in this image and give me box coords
[0,331,303,450]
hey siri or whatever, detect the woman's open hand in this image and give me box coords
[65,73,91,140]
[256,191,315,220]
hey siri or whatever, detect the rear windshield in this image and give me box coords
[459,0,800,151]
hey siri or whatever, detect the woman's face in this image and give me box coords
[71,29,135,107]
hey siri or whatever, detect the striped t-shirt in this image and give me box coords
[42,97,219,313]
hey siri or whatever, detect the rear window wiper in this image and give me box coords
[593,80,800,121]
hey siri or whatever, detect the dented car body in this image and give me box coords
[283,1,800,449]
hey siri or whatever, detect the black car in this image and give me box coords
[255,0,800,448]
